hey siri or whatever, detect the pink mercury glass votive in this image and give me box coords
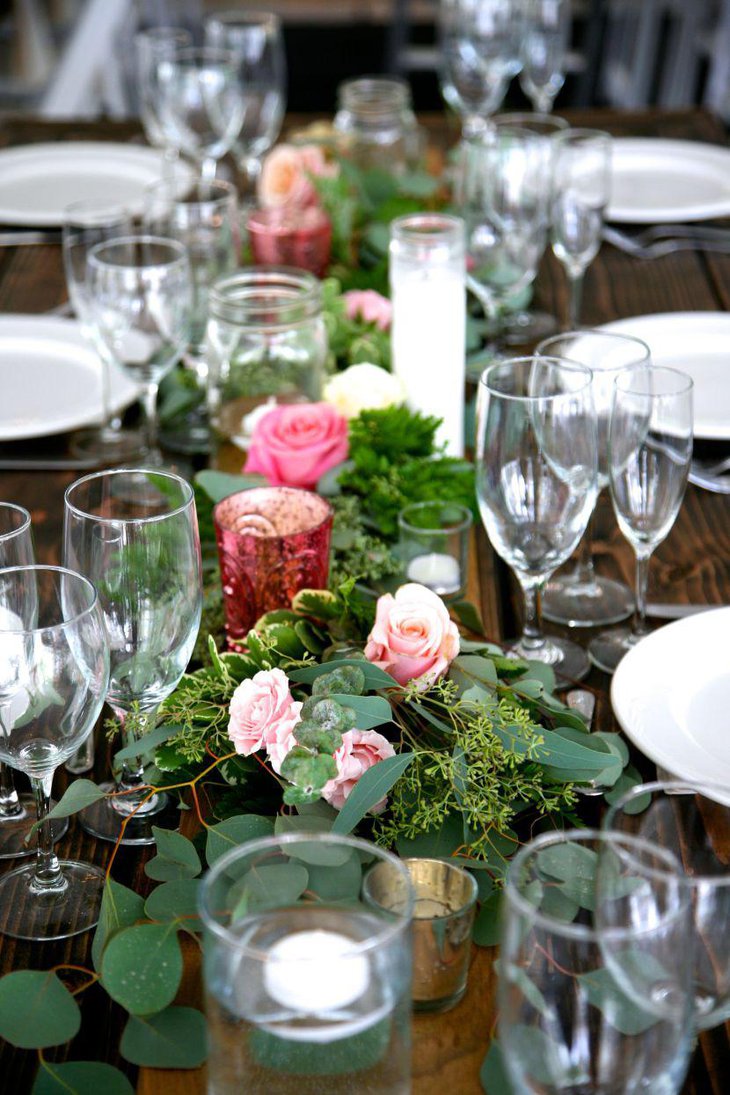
[214,487,333,650]
[246,206,333,278]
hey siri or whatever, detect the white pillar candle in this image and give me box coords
[263,929,370,1014]
[406,552,461,596]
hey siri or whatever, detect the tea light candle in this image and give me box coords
[263,929,370,1013]
[406,552,461,596]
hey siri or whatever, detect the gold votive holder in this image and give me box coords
[364,856,478,1012]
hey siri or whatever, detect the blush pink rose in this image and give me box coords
[258,143,336,210]
[343,289,393,332]
[228,668,302,760]
[321,729,395,812]
[244,402,349,490]
[364,583,460,690]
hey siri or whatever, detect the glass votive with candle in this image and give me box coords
[398,501,472,600]
[214,486,333,650]
[199,832,414,1095]
[364,857,478,1013]
[247,206,332,278]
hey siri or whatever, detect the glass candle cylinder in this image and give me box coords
[398,500,472,600]
[334,75,421,174]
[214,486,333,649]
[390,214,466,456]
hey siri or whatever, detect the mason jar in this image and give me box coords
[334,76,421,174]
[206,267,328,445]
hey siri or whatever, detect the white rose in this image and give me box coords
[323,363,406,420]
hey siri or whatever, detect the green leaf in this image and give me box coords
[120,1006,207,1068]
[114,723,178,763]
[92,879,146,972]
[451,654,498,689]
[305,855,363,902]
[195,469,265,503]
[232,863,309,917]
[480,1040,517,1094]
[101,923,183,1016]
[145,879,203,931]
[290,658,397,690]
[32,1061,134,1095]
[144,827,201,881]
[521,661,556,692]
[576,967,658,1035]
[395,813,466,860]
[0,971,81,1048]
[280,747,337,792]
[274,814,352,865]
[472,892,502,947]
[331,752,414,835]
[206,814,275,866]
[451,600,486,637]
[604,765,652,812]
[41,779,106,824]
[327,694,393,730]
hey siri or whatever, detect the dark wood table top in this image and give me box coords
[0,109,728,1094]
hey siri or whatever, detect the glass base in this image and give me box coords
[0,860,105,940]
[588,627,640,675]
[69,425,145,465]
[508,634,590,689]
[502,308,559,347]
[78,780,175,845]
[543,574,634,628]
[0,794,68,859]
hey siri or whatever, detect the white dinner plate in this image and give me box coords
[600,312,730,440]
[0,142,175,226]
[611,607,730,796]
[608,138,730,223]
[0,315,139,441]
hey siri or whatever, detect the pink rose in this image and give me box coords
[321,729,395,812]
[364,583,460,690]
[258,143,336,210]
[244,402,349,490]
[228,668,302,762]
[343,289,392,332]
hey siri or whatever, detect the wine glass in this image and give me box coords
[439,0,525,137]
[63,468,203,845]
[204,10,286,204]
[589,366,693,674]
[85,235,192,466]
[135,25,193,172]
[551,128,612,329]
[537,330,651,628]
[519,0,571,114]
[475,356,598,685]
[604,780,730,1033]
[62,199,145,465]
[499,829,694,1094]
[0,566,109,940]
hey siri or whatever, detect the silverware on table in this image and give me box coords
[646,602,720,619]
[688,463,730,493]
[0,457,102,472]
[0,230,62,247]
[603,224,730,259]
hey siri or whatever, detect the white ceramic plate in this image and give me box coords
[600,312,730,440]
[0,142,173,226]
[0,315,139,440]
[612,607,730,795]
[608,138,730,223]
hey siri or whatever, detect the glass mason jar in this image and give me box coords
[206,267,328,445]
[334,76,421,174]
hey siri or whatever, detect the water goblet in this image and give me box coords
[475,356,598,685]
[519,0,571,114]
[551,128,612,329]
[0,566,109,940]
[589,366,693,673]
[63,468,203,845]
[537,330,651,627]
[134,25,193,168]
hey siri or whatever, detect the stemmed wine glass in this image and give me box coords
[63,468,203,845]
[551,128,612,329]
[589,366,693,673]
[0,566,109,940]
[85,235,192,466]
[538,330,651,628]
[475,356,598,685]
[135,25,193,175]
[519,0,571,114]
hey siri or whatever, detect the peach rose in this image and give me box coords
[343,289,393,332]
[258,143,336,210]
[321,729,396,812]
[364,583,460,689]
[244,402,349,490]
[228,668,302,760]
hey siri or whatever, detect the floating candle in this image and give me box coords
[263,929,370,1014]
[406,552,461,596]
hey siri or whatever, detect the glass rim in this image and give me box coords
[535,329,652,371]
[554,126,612,145]
[62,198,131,226]
[390,212,464,245]
[614,364,694,397]
[400,856,479,919]
[134,26,192,47]
[198,831,415,957]
[491,110,570,133]
[504,828,690,942]
[64,468,195,526]
[479,356,593,401]
[87,234,188,273]
[0,502,32,542]
[166,44,239,65]
[397,500,473,534]
[209,266,322,323]
[205,8,281,32]
[143,176,238,209]
[0,564,98,635]
[213,486,333,539]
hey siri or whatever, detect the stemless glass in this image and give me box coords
[475,356,598,684]
[85,235,192,465]
[499,830,694,1094]
[134,25,193,162]
[589,366,693,673]
[0,566,109,940]
[551,129,612,329]
[519,0,571,114]
[537,330,652,627]
[63,469,203,845]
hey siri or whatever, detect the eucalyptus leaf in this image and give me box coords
[120,1006,207,1068]
[576,967,658,1035]
[101,923,183,1016]
[505,962,552,1017]
[32,1061,134,1095]
[327,693,393,730]
[521,661,556,692]
[290,658,397,690]
[231,863,309,917]
[144,828,201,881]
[480,1040,517,1095]
[40,779,106,824]
[451,654,498,689]
[92,879,146,972]
[206,814,275,866]
[305,854,363,902]
[472,892,502,947]
[195,470,265,503]
[144,879,203,931]
[0,971,81,1048]
[274,815,352,865]
[331,752,414,835]
[114,723,178,763]
[396,814,465,860]
[504,1024,589,1087]
[604,765,652,812]
[451,600,487,637]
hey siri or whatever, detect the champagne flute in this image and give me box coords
[476,356,598,685]
[63,468,203,845]
[551,128,611,329]
[519,0,571,114]
[0,566,109,940]
[589,366,693,673]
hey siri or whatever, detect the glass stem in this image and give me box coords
[572,511,596,586]
[201,156,217,182]
[99,353,113,429]
[141,381,160,455]
[0,761,22,819]
[30,773,65,892]
[567,270,584,330]
[633,551,652,638]
[521,581,545,653]
[113,709,159,817]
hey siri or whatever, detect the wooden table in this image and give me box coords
[0,109,728,1094]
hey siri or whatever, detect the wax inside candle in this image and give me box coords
[263,929,370,1013]
[406,552,461,595]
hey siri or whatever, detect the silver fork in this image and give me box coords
[603,225,730,260]
[688,454,730,493]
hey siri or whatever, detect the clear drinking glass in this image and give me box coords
[537,330,651,627]
[551,128,612,329]
[85,235,192,465]
[499,829,694,1094]
[0,566,109,940]
[63,469,203,845]
[199,832,414,1095]
[589,366,693,673]
[519,0,571,114]
[334,76,421,175]
[475,356,598,685]
[397,501,472,599]
[134,26,193,160]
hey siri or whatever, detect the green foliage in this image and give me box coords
[92,880,146,972]
[32,1061,134,1095]
[205,814,275,866]
[0,971,81,1048]
[145,880,203,931]
[332,752,414,835]
[101,923,183,1015]
[40,779,106,825]
[120,1007,207,1068]
[320,277,391,370]
[144,828,201,882]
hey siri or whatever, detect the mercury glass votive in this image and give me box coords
[247,206,332,277]
[398,501,472,600]
[214,487,333,650]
